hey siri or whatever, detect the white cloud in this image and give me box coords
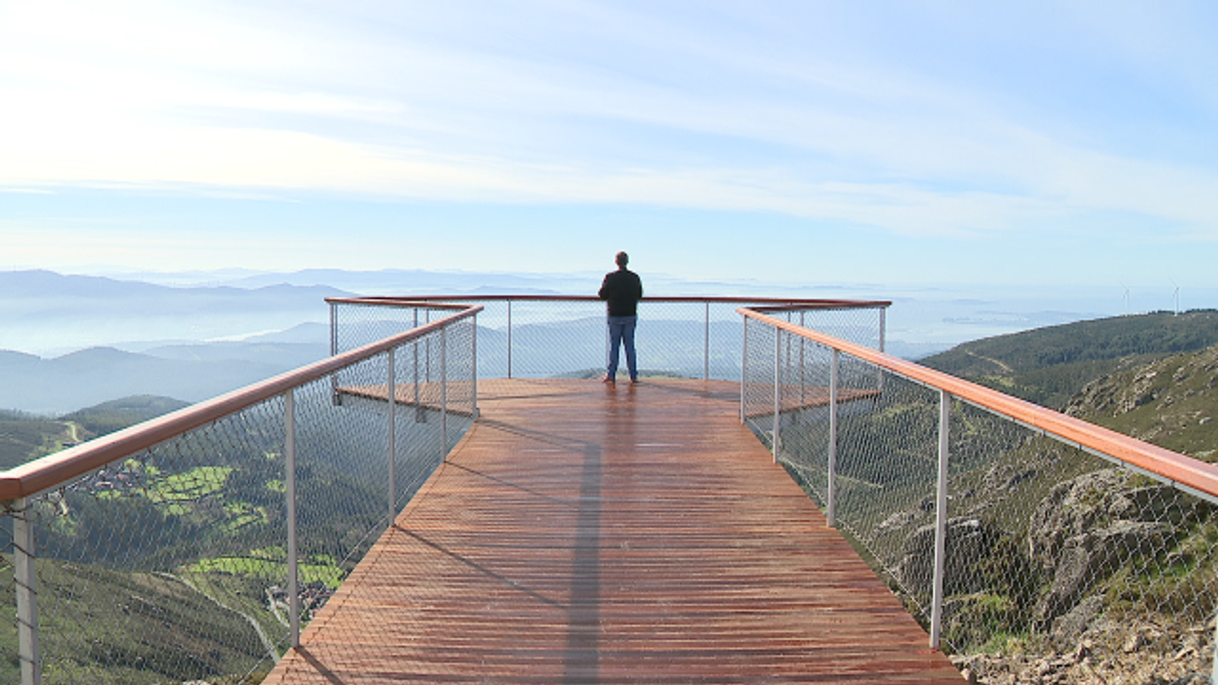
[3,0,1218,243]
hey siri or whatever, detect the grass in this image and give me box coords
[0,556,276,685]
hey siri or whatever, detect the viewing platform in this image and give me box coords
[264,378,961,683]
[7,296,1215,685]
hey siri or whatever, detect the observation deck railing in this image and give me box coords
[3,294,1216,684]
[1,303,480,685]
[739,305,1218,684]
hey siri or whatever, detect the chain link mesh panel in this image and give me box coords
[333,299,887,382]
[0,509,18,681]
[1,316,476,685]
[747,313,1218,685]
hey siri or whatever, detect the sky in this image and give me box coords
[2,0,1218,291]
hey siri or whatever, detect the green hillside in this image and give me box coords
[61,395,191,440]
[1062,343,1218,462]
[920,310,1218,409]
[0,395,188,472]
[0,559,275,684]
[0,410,75,471]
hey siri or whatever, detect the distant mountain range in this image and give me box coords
[0,269,349,354]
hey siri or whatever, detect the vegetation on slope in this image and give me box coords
[0,410,76,471]
[0,395,189,472]
[60,395,191,441]
[920,310,1218,409]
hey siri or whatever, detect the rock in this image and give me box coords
[1028,469,1129,567]
[1051,595,1104,647]
[876,510,918,535]
[981,463,1037,494]
[1036,520,1172,622]
[897,517,996,597]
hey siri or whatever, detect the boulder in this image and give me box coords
[897,517,995,597]
[1029,469,1129,568]
[1035,520,1172,623]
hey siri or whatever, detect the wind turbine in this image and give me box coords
[1171,278,1180,315]
[1120,283,1130,316]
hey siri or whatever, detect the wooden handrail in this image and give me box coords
[738,307,1218,500]
[328,295,893,309]
[0,306,482,502]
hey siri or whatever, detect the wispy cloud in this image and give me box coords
[3,0,1217,258]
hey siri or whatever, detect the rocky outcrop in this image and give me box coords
[1035,519,1173,623]
[897,517,997,597]
[1027,468,1190,624]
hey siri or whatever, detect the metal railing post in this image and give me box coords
[799,310,805,407]
[877,307,887,393]
[506,300,513,379]
[285,389,300,649]
[772,326,781,461]
[388,348,397,522]
[930,389,950,649]
[827,349,838,528]
[13,497,41,685]
[329,301,340,405]
[472,316,479,418]
[413,310,421,418]
[740,317,748,423]
[704,301,710,381]
[879,306,887,354]
[441,326,448,455]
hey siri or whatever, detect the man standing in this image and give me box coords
[598,251,643,384]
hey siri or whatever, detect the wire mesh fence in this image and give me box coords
[744,311,1218,685]
[0,309,477,685]
[332,297,888,382]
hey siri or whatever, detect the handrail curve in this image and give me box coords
[0,305,482,502]
[740,306,1218,500]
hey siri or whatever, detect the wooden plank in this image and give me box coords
[338,381,477,418]
[265,378,962,684]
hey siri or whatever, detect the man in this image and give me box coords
[598,251,643,384]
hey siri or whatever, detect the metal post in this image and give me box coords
[827,350,838,528]
[772,326,781,461]
[704,301,710,381]
[472,316,479,418]
[13,497,41,685]
[877,307,887,393]
[506,300,513,379]
[799,310,805,407]
[441,326,448,456]
[740,317,748,423]
[285,389,300,649]
[929,389,950,649]
[329,301,338,356]
[387,348,397,522]
[879,306,887,353]
[413,310,421,414]
[329,301,340,405]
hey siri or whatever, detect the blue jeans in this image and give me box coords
[606,316,638,380]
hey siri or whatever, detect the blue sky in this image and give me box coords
[2,1,1217,289]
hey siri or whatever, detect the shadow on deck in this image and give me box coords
[264,378,962,684]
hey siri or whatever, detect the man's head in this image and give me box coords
[615,251,629,268]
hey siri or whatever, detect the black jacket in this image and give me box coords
[598,268,643,317]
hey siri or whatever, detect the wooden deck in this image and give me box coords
[264,378,962,684]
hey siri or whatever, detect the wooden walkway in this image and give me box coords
[264,378,962,684]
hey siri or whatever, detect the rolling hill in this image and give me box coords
[919,310,1218,410]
